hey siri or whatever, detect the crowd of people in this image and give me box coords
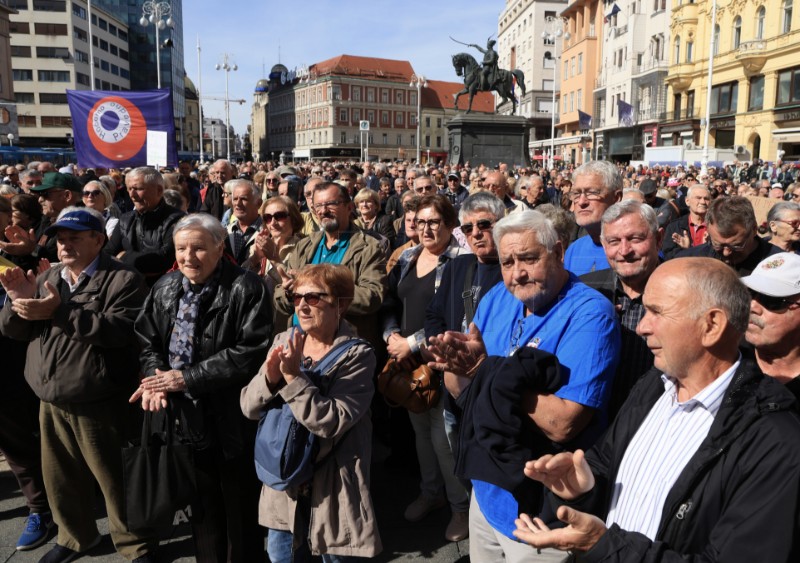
[0,154,799,563]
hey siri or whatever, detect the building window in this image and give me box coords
[71,3,86,18]
[578,53,583,74]
[686,41,693,62]
[674,36,681,64]
[32,0,66,11]
[381,111,389,125]
[367,88,375,102]
[36,46,70,59]
[14,92,35,103]
[98,17,107,31]
[12,69,33,81]
[396,91,403,104]
[352,87,361,101]
[710,81,738,114]
[410,92,416,105]
[74,49,89,63]
[437,118,442,127]
[543,51,554,69]
[543,79,554,90]
[777,66,800,104]
[436,136,442,148]
[425,116,431,127]
[19,115,36,127]
[748,75,765,110]
[109,23,117,36]
[9,0,28,8]
[120,68,130,79]
[367,110,375,123]
[341,131,347,144]
[537,98,553,113]
[732,17,742,49]
[76,72,91,86]
[332,85,341,100]
[686,90,695,117]
[382,133,388,144]
[119,49,129,61]
[10,21,30,33]
[39,70,70,82]
[110,45,118,56]
[381,89,389,103]
[118,29,128,41]
[11,45,32,57]
[425,135,430,147]
[784,0,793,33]
[410,113,416,126]
[34,23,68,35]
[40,116,73,127]
[100,60,109,72]
[673,93,681,119]
[410,134,416,146]
[756,7,766,39]
[40,93,68,104]
[353,109,361,122]
[397,134,402,145]
[395,112,403,125]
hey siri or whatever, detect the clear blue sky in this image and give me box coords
[182,0,502,139]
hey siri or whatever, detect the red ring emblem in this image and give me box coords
[86,96,147,161]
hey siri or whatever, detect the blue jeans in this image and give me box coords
[267,529,361,563]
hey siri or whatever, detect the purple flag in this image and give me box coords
[66,88,176,168]
[617,99,634,127]
[578,110,593,130]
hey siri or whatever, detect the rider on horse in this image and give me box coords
[469,39,499,91]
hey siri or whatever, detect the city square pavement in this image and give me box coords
[0,451,470,563]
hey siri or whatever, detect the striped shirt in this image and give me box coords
[605,358,740,540]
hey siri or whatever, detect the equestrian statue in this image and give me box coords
[451,37,526,115]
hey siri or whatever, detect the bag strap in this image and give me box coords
[462,259,478,326]
[307,337,369,392]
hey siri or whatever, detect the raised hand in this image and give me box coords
[513,505,606,552]
[523,449,595,501]
[10,280,60,320]
[129,386,168,411]
[0,225,36,256]
[427,323,487,378]
[277,327,305,383]
[0,266,37,300]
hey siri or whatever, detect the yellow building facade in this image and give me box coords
[664,0,800,161]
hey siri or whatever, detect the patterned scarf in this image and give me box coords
[168,269,220,370]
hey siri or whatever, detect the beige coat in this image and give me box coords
[240,322,382,558]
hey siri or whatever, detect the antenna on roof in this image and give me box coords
[278,41,281,64]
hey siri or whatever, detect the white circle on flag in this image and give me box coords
[91,100,132,144]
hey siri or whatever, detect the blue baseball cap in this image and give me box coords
[44,209,105,236]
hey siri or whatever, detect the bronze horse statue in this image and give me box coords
[451,52,526,114]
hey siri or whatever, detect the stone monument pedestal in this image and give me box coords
[447,114,531,168]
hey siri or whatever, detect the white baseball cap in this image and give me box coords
[740,252,800,297]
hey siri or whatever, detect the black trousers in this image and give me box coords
[190,439,265,563]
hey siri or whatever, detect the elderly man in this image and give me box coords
[300,176,324,236]
[429,209,620,563]
[563,161,623,276]
[274,181,386,345]
[412,175,437,197]
[516,257,800,562]
[581,201,662,420]
[677,195,781,275]
[741,252,800,400]
[201,159,234,220]
[19,169,43,193]
[519,175,548,210]
[662,184,711,259]
[440,172,469,211]
[107,167,185,284]
[224,179,263,266]
[0,207,156,563]
[484,171,525,215]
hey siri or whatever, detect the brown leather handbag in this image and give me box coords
[377,359,441,414]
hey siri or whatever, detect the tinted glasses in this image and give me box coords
[749,290,800,312]
[460,219,494,235]
[262,210,289,223]
[288,291,329,307]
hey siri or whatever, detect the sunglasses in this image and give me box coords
[82,189,103,198]
[749,290,799,312]
[266,178,280,184]
[288,291,329,307]
[460,219,494,235]
[262,210,289,222]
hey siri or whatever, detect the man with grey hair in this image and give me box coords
[519,174,548,210]
[581,200,662,419]
[224,179,263,266]
[563,160,623,275]
[662,184,711,259]
[676,195,781,275]
[200,159,234,220]
[484,171,525,215]
[0,207,156,562]
[107,167,185,285]
[19,169,43,193]
[428,209,620,563]
[516,258,800,562]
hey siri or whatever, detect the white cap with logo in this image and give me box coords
[740,252,800,297]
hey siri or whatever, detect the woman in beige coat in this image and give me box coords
[241,263,382,562]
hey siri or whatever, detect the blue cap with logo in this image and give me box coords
[44,209,105,237]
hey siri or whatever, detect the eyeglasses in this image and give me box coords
[708,236,748,252]
[262,210,289,223]
[749,290,800,312]
[266,178,279,184]
[38,189,65,200]
[415,218,442,231]
[568,190,607,202]
[223,191,232,197]
[313,200,343,211]
[775,219,800,229]
[288,291,329,307]
[82,189,102,198]
[460,219,494,235]
[414,185,435,194]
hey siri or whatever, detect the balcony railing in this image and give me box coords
[637,107,666,122]
[634,57,669,74]
[668,107,701,121]
[737,40,767,54]
[595,74,606,88]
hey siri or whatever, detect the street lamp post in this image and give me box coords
[409,74,427,164]
[701,0,718,176]
[542,17,570,172]
[7,133,14,147]
[215,53,238,162]
[139,1,173,89]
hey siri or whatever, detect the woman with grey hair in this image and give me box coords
[131,212,273,562]
[767,201,800,253]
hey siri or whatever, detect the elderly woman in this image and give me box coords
[381,194,470,543]
[353,188,395,244]
[766,201,800,253]
[241,263,381,562]
[82,180,121,248]
[130,213,272,563]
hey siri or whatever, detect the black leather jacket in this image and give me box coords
[134,259,273,459]
[108,199,185,282]
[557,360,800,562]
